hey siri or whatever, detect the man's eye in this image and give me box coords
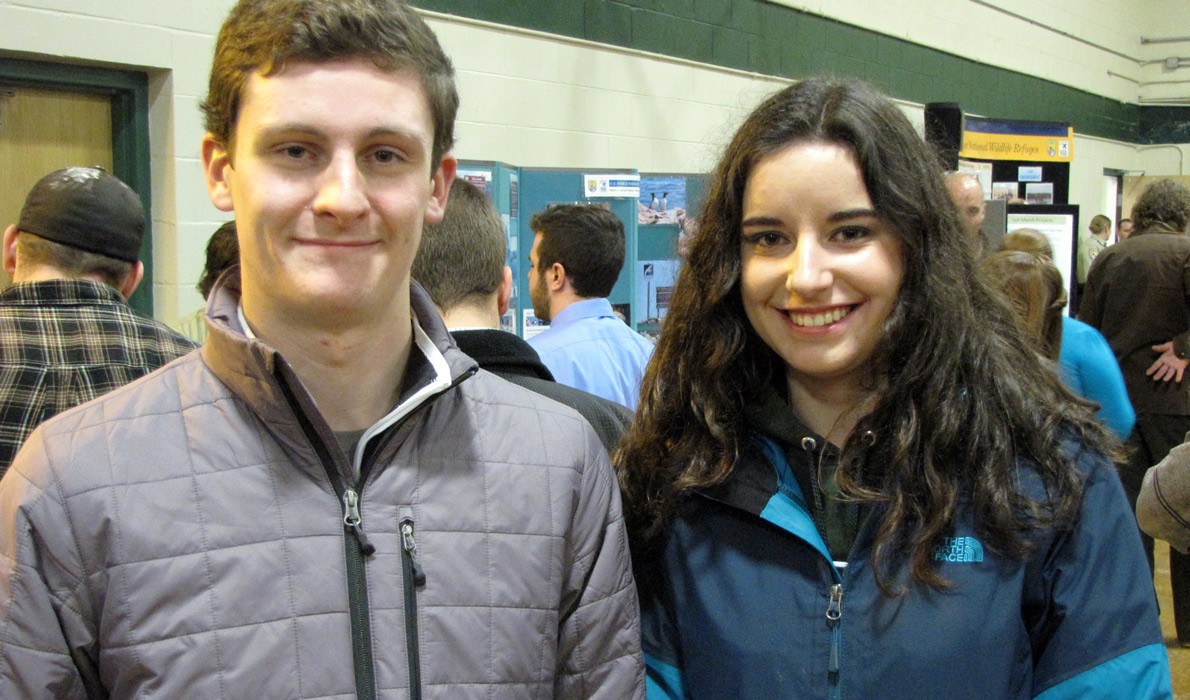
[373,149,402,164]
[282,145,308,159]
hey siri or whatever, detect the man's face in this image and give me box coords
[528,232,551,322]
[947,176,986,238]
[1120,220,1133,239]
[202,58,454,328]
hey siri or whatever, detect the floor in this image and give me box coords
[1155,544,1190,697]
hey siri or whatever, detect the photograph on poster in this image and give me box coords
[522,309,547,340]
[992,182,1019,200]
[1025,182,1054,204]
[457,169,492,195]
[634,259,681,325]
[638,176,687,225]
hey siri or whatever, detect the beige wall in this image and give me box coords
[0,1,1185,326]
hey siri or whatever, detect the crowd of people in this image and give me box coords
[0,0,1184,698]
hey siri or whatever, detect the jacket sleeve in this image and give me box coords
[1074,328,1135,440]
[554,428,645,699]
[0,432,100,699]
[1028,449,1171,699]
[1138,434,1190,554]
[1077,263,1105,329]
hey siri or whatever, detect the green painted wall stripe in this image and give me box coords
[415,0,1187,145]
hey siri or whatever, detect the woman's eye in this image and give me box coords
[834,226,870,242]
[747,231,785,246]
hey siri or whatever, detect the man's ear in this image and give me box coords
[547,262,567,292]
[119,261,145,300]
[497,265,513,316]
[3,225,19,278]
[424,154,457,225]
[202,134,235,213]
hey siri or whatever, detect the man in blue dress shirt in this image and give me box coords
[527,204,654,410]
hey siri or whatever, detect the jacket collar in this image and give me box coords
[450,328,554,381]
[200,269,478,480]
[0,279,125,307]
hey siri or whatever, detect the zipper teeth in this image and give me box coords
[401,519,422,700]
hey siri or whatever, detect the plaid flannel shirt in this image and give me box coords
[0,280,197,476]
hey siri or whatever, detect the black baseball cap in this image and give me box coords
[17,166,145,262]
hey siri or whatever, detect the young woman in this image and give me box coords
[997,228,1135,440]
[980,249,1067,361]
[617,78,1169,699]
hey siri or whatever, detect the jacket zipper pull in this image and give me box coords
[400,519,427,587]
[826,583,843,674]
[343,488,376,556]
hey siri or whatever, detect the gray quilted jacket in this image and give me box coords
[0,275,644,699]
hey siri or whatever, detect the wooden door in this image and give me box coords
[0,86,114,287]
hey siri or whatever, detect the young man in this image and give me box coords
[0,1,643,698]
[412,179,632,453]
[0,167,197,475]
[527,204,655,410]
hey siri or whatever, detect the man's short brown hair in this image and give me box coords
[16,232,133,291]
[412,180,505,311]
[201,0,458,164]
[529,205,625,299]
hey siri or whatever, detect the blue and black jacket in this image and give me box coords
[641,416,1171,699]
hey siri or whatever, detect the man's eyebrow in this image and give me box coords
[253,123,427,145]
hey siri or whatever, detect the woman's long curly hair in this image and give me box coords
[616,77,1115,591]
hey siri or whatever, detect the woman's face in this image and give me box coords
[739,141,904,394]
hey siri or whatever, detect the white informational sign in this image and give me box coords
[1006,212,1075,313]
[1018,166,1043,182]
[583,173,640,198]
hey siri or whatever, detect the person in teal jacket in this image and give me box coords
[616,77,1170,699]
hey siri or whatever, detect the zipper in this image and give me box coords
[826,582,844,700]
[400,517,427,700]
[274,356,473,700]
[275,375,378,700]
[343,489,376,555]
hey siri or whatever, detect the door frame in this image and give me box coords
[0,57,153,316]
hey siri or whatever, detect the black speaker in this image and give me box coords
[924,102,964,170]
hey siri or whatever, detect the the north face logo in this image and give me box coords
[933,536,984,563]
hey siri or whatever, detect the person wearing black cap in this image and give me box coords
[0,166,197,475]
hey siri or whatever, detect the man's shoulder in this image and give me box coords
[501,373,632,428]
[126,313,201,353]
[1125,232,1190,256]
[32,350,209,438]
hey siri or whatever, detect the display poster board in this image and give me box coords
[961,118,1073,163]
[1006,204,1080,313]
